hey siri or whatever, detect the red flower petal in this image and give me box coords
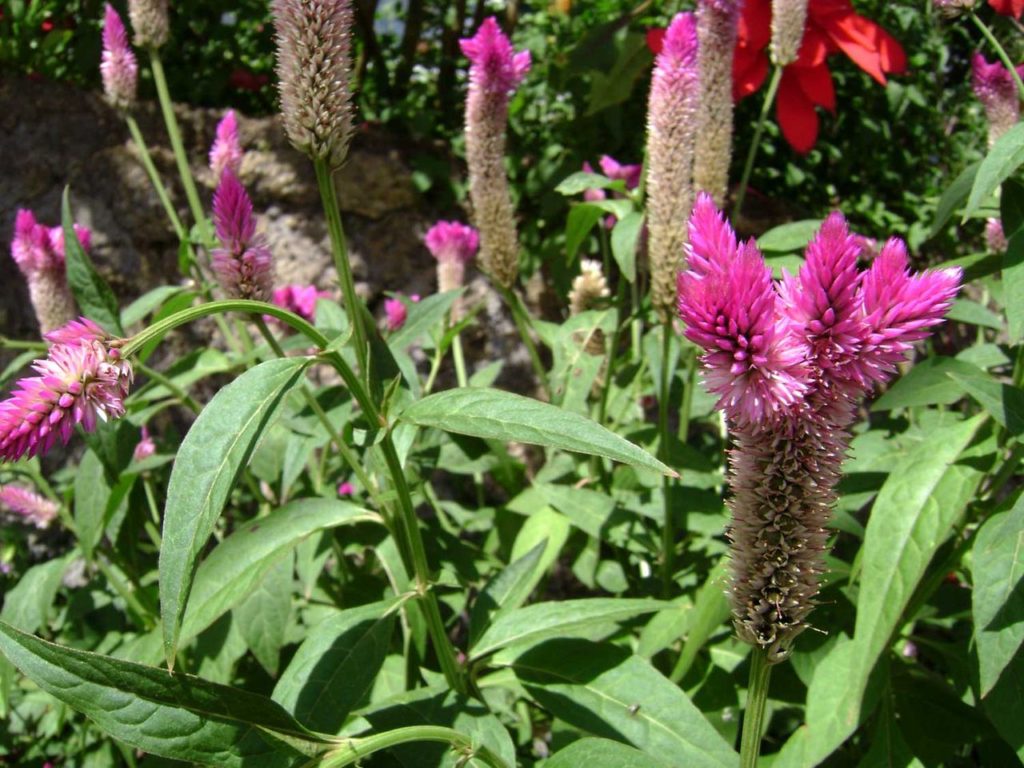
[646,28,666,55]
[777,71,819,153]
[734,47,769,100]
[737,0,772,50]
[815,4,906,85]
[794,26,831,69]
[795,62,835,110]
[989,0,1024,18]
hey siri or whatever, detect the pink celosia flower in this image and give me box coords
[385,297,409,332]
[461,17,530,289]
[133,425,156,462]
[972,52,1024,148]
[211,170,274,301]
[209,110,243,181]
[581,161,607,204]
[337,481,355,496]
[645,12,700,322]
[986,218,1008,253]
[425,220,479,322]
[0,318,133,463]
[678,193,961,658]
[101,4,138,110]
[271,284,332,321]
[598,155,642,190]
[0,485,59,529]
[9,210,85,333]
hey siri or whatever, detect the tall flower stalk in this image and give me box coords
[678,194,961,765]
[694,0,741,206]
[211,171,274,301]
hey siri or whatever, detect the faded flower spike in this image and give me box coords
[211,170,274,301]
[10,209,85,333]
[694,0,741,205]
[678,194,961,658]
[272,0,356,169]
[645,12,700,322]
[0,485,60,529]
[210,110,243,181]
[128,0,169,49]
[770,0,809,67]
[101,4,138,111]
[0,318,133,463]
[461,17,531,289]
[569,259,611,316]
[425,220,479,321]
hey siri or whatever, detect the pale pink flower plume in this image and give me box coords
[461,17,531,96]
[0,318,133,463]
[677,193,961,656]
[385,297,408,332]
[133,425,156,462]
[101,3,138,110]
[10,210,87,333]
[598,155,642,190]
[211,170,274,301]
[0,485,59,529]
[972,52,1024,146]
[271,284,332,322]
[209,110,244,181]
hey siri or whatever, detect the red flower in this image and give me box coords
[733,0,906,153]
[990,0,1024,18]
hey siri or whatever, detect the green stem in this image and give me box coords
[135,362,201,413]
[148,50,207,231]
[314,158,368,376]
[498,285,550,400]
[125,114,187,242]
[739,648,772,768]
[658,323,674,597]
[0,337,47,351]
[970,11,1024,100]
[734,65,783,220]
[452,332,469,387]
[319,725,509,768]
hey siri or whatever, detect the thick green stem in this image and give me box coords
[148,50,207,231]
[452,332,469,387]
[734,66,783,220]
[314,159,368,376]
[658,323,674,596]
[970,12,1024,100]
[320,725,509,768]
[498,285,550,400]
[739,648,772,768]
[125,115,186,242]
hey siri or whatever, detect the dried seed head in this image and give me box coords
[569,259,610,316]
[645,12,700,322]
[272,0,356,169]
[694,0,740,205]
[770,0,808,67]
[128,0,169,49]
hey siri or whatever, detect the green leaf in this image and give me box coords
[180,498,378,646]
[546,738,670,768]
[0,556,69,633]
[930,161,979,238]
[73,449,133,560]
[160,358,311,668]
[611,211,644,282]
[965,123,1024,221]
[120,285,188,328]
[389,290,462,351]
[870,357,978,411]
[672,559,731,681]
[61,187,123,336]
[399,387,675,477]
[469,540,547,646]
[946,299,1003,330]
[973,493,1024,697]
[513,640,736,768]
[470,598,666,661]
[273,600,397,734]
[1004,229,1024,344]
[982,645,1024,760]
[0,621,325,766]
[565,203,605,261]
[948,370,1024,435]
[1001,177,1024,236]
[555,171,619,196]
[756,219,823,253]
[234,555,293,676]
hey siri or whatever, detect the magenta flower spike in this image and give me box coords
[0,318,133,463]
[0,485,59,529]
[10,210,82,333]
[101,3,138,111]
[461,16,531,289]
[385,297,408,332]
[425,220,480,322]
[211,170,274,301]
[271,284,332,322]
[210,110,243,181]
[645,12,700,322]
[678,193,961,658]
[972,52,1024,147]
[337,481,355,496]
